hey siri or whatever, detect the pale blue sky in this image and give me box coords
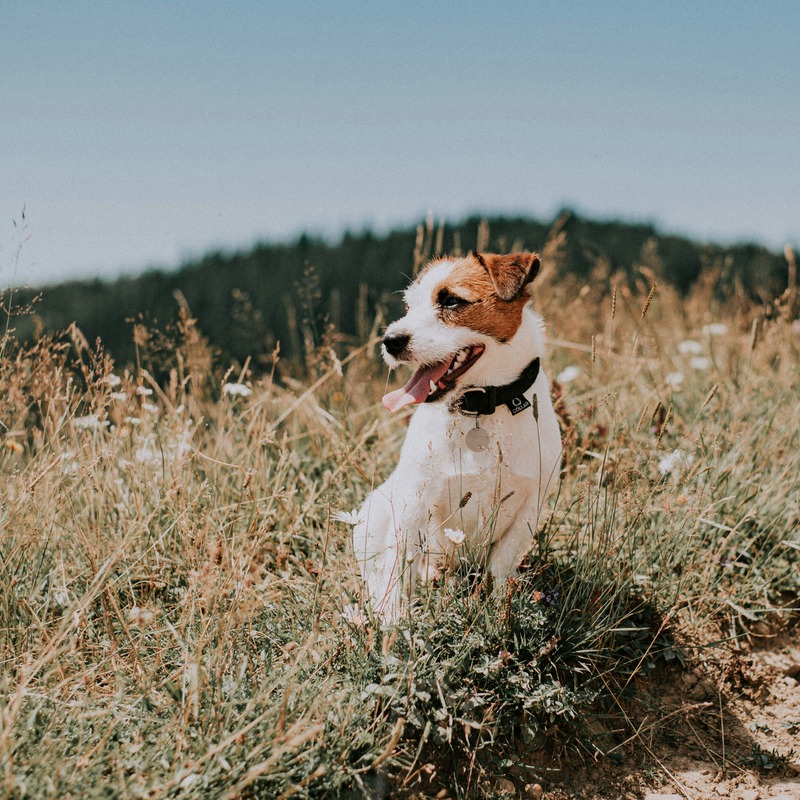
[2,1,798,286]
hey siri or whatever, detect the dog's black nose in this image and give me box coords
[383,332,410,357]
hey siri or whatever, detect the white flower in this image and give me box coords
[110,392,127,402]
[134,444,161,465]
[174,433,193,461]
[689,356,712,371]
[102,374,122,387]
[73,414,109,430]
[142,402,159,415]
[179,774,201,790]
[677,339,703,355]
[328,348,343,377]
[52,588,70,607]
[665,371,684,388]
[223,382,252,397]
[135,386,153,396]
[556,365,581,384]
[128,605,155,626]
[701,323,728,336]
[658,448,695,476]
[444,527,466,545]
[332,509,362,526]
[125,416,142,426]
[341,603,367,627]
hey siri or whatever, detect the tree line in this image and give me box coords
[9,211,789,370]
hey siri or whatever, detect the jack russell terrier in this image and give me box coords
[353,251,562,621]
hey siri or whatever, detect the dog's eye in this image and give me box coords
[438,290,467,309]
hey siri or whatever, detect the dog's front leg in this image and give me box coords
[352,488,407,622]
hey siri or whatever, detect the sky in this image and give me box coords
[2,0,798,288]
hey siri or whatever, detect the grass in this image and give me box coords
[1,245,798,798]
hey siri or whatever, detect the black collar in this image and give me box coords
[449,357,540,417]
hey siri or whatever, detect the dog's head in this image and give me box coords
[382,251,541,412]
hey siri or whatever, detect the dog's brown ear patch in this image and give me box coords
[478,252,540,301]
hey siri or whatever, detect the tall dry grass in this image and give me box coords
[0,239,798,798]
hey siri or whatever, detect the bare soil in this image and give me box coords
[541,628,800,800]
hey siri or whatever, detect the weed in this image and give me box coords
[1,228,798,797]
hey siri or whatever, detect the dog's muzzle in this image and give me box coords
[383,332,410,358]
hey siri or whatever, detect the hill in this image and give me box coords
[2,247,798,798]
[8,211,790,368]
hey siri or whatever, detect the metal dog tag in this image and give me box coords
[465,424,490,452]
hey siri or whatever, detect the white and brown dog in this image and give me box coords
[353,251,562,621]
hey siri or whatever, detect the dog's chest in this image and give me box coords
[399,403,540,476]
[390,402,546,531]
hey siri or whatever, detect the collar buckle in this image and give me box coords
[456,386,497,416]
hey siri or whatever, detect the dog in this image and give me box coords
[353,251,562,621]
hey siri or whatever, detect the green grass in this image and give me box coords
[0,269,798,798]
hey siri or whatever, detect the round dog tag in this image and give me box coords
[465,427,490,452]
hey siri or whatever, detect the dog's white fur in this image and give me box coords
[353,254,562,621]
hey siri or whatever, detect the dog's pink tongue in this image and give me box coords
[383,360,450,412]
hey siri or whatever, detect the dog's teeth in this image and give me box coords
[429,380,437,393]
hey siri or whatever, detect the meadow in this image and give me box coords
[1,241,799,799]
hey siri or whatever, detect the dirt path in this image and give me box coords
[541,631,800,800]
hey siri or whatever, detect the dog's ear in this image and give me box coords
[475,252,540,301]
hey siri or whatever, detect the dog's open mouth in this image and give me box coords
[382,344,485,412]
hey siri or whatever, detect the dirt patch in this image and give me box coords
[529,630,800,800]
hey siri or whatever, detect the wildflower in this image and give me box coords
[125,416,142,426]
[328,348,343,377]
[135,386,153,396]
[658,448,695,476]
[142,402,159,415]
[179,774,201,791]
[52,588,70,608]
[102,374,122,388]
[444,527,466,545]
[665,371,684,388]
[174,431,193,461]
[72,414,109,430]
[128,605,155,626]
[332,509,362,526]
[61,456,79,474]
[556,365,581,384]
[689,356,712,371]
[677,339,703,355]
[341,602,367,627]
[134,444,161,465]
[223,382,252,397]
[701,323,728,336]
[110,392,127,402]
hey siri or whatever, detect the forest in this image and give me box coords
[9,210,788,369]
